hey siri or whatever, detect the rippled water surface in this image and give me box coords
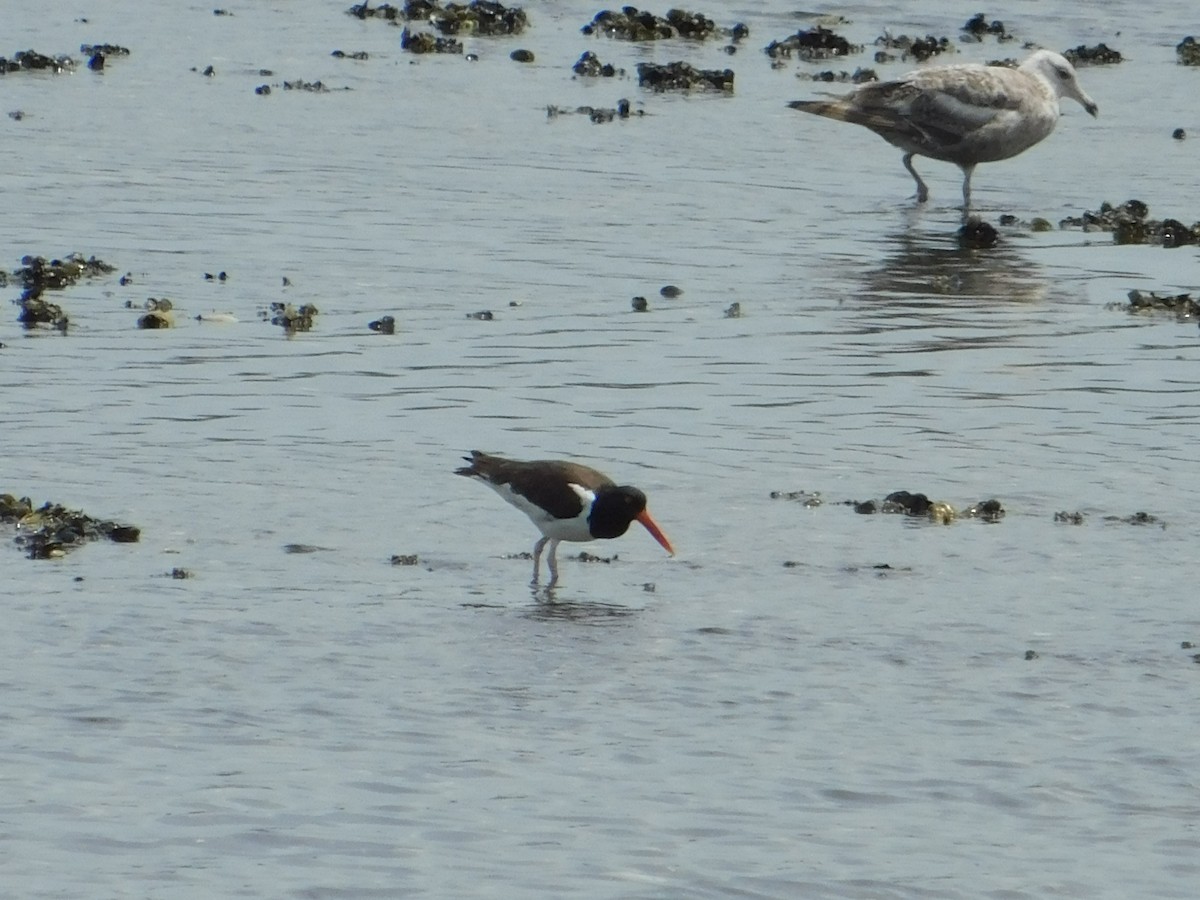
[4,1,1200,897]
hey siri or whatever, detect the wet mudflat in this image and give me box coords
[4,1,1200,897]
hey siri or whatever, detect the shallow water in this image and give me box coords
[4,2,1200,897]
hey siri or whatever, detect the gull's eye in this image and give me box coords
[1055,66,1071,80]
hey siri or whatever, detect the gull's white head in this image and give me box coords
[1021,49,1099,117]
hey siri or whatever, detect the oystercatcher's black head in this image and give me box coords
[589,486,649,539]
[590,486,674,556]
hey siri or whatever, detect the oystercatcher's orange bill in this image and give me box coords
[636,510,675,557]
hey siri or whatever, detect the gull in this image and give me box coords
[788,50,1099,214]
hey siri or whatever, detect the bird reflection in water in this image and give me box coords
[859,227,1049,305]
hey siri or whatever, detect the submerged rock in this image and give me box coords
[958,217,999,249]
[572,50,622,77]
[769,489,821,507]
[10,252,115,331]
[0,50,75,74]
[369,314,396,333]
[848,491,1005,525]
[583,7,744,42]
[1060,200,1200,247]
[351,0,528,35]
[809,67,878,83]
[137,297,175,329]
[960,13,1015,43]
[873,32,952,63]
[765,27,859,61]
[400,28,463,54]
[13,253,115,294]
[263,301,318,332]
[1176,36,1200,66]
[1054,510,1086,525]
[546,99,637,122]
[964,499,1005,522]
[1062,43,1123,65]
[2,493,140,560]
[1115,289,1200,321]
[1104,511,1165,527]
[16,296,69,331]
[636,60,733,92]
[80,43,131,57]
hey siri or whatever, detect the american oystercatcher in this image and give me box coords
[455,450,675,585]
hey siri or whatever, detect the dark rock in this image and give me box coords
[1176,36,1200,66]
[81,43,130,56]
[401,27,462,54]
[1118,289,1199,321]
[958,217,999,249]
[369,314,396,333]
[265,301,318,332]
[636,60,733,92]
[960,13,1014,42]
[1104,511,1164,527]
[510,48,534,63]
[1054,511,1085,524]
[964,499,1005,522]
[352,0,527,35]
[874,32,953,62]
[1062,43,1123,65]
[2,495,140,560]
[882,491,931,515]
[766,26,859,60]
[810,67,878,84]
[0,50,74,74]
[573,51,621,77]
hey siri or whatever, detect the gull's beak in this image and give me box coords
[636,509,675,557]
[1085,101,1099,118]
